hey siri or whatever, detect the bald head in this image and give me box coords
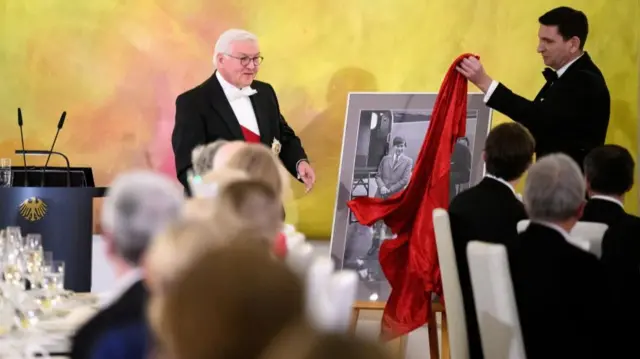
[213,141,246,170]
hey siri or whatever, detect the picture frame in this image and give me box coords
[329,92,493,301]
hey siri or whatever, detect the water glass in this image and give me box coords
[0,158,11,188]
[43,260,65,292]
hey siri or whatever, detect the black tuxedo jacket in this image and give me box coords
[70,280,148,359]
[508,223,609,358]
[172,72,308,191]
[583,198,640,336]
[580,197,626,226]
[487,52,610,167]
[448,177,527,359]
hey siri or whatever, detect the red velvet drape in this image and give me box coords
[347,54,476,339]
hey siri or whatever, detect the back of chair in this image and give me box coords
[516,220,607,257]
[433,208,468,359]
[570,221,608,258]
[467,241,526,359]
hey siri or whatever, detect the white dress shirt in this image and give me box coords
[483,53,585,103]
[215,71,260,135]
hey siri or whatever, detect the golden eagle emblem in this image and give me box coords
[19,197,48,222]
[271,138,281,155]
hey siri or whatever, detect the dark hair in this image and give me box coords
[583,144,635,196]
[539,7,589,49]
[392,136,406,147]
[484,123,535,181]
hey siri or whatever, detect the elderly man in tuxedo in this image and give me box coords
[172,29,315,195]
[508,154,608,358]
[457,6,610,167]
[71,171,184,359]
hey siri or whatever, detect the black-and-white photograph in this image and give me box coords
[330,93,492,301]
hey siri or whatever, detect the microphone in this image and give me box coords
[18,108,28,186]
[40,111,67,187]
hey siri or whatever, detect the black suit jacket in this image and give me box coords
[580,197,626,226]
[448,177,527,359]
[584,198,640,339]
[487,52,610,167]
[172,72,308,191]
[508,223,608,358]
[70,280,148,359]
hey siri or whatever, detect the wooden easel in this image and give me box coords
[350,300,449,359]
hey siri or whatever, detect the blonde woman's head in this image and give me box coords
[225,143,290,198]
[151,242,304,359]
[211,178,284,240]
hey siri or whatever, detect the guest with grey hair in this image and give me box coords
[191,139,228,176]
[507,153,608,358]
[70,170,184,359]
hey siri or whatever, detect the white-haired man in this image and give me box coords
[71,170,184,359]
[172,29,315,195]
[507,153,608,358]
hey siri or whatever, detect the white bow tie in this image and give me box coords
[228,87,257,101]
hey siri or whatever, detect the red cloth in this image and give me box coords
[347,54,475,339]
[241,126,260,143]
[273,232,288,259]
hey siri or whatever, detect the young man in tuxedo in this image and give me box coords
[457,7,610,168]
[582,145,640,339]
[448,122,534,359]
[510,154,608,358]
[582,144,636,226]
[171,29,315,195]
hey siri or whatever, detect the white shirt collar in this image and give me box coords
[215,71,257,100]
[590,194,624,209]
[556,53,584,77]
[485,174,517,196]
[99,267,143,309]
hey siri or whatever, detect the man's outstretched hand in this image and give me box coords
[456,56,493,93]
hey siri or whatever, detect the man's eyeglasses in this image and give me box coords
[224,53,264,67]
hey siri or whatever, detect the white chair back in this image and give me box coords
[467,241,526,359]
[285,242,315,277]
[433,208,468,359]
[516,220,607,257]
[305,256,358,333]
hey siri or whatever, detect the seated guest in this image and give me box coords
[581,144,635,226]
[212,140,248,169]
[509,154,607,358]
[72,170,185,359]
[224,143,292,219]
[145,179,285,293]
[448,122,535,359]
[582,145,640,340]
[150,242,304,359]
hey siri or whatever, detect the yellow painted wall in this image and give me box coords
[0,1,638,237]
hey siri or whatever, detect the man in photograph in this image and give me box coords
[171,28,315,195]
[450,136,472,201]
[457,6,610,167]
[366,136,413,255]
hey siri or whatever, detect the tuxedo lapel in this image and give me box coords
[249,93,272,145]
[204,73,244,140]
